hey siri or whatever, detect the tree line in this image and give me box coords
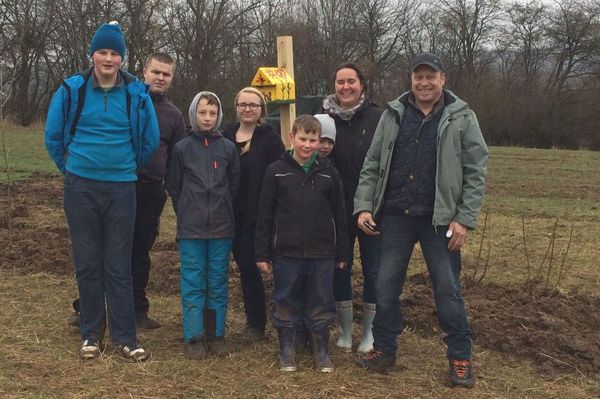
[1,0,599,149]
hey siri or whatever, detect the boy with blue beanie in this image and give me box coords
[45,21,159,362]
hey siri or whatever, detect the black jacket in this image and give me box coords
[326,100,384,217]
[139,92,186,183]
[222,122,285,227]
[255,152,350,263]
[167,129,240,239]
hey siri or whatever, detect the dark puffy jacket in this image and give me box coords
[167,130,240,239]
[255,152,350,263]
[326,100,383,217]
[222,122,285,227]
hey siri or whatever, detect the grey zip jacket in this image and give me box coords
[354,89,488,230]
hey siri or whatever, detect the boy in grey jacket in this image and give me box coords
[168,91,240,359]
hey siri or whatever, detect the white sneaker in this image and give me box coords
[116,343,151,362]
[79,339,102,360]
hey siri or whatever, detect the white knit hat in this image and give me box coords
[314,114,336,142]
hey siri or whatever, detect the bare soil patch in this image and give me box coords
[1,175,598,378]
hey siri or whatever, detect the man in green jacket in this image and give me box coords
[354,52,488,388]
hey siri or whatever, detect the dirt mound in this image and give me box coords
[1,175,599,377]
[402,273,600,376]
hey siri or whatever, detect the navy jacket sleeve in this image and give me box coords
[164,111,186,190]
[167,143,184,213]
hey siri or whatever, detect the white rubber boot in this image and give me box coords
[335,300,353,352]
[357,302,376,354]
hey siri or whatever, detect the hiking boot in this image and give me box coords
[116,343,151,362]
[183,337,207,360]
[208,337,231,357]
[356,348,396,374]
[136,313,161,330]
[79,339,102,360]
[237,325,265,345]
[449,359,474,388]
[311,328,333,373]
[277,327,297,372]
[68,312,80,327]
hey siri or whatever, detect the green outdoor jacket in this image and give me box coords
[353,89,488,230]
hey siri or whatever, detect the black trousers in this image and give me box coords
[232,222,267,331]
[131,180,167,315]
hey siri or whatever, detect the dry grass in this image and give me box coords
[1,127,599,397]
[0,272,597,399]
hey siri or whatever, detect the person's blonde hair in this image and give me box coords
[234,87,267,123]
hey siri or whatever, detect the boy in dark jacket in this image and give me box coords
[167,91,240,359]
[255,115,349,373]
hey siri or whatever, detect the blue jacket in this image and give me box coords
[44,68,159,174]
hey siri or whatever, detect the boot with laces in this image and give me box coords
[355,348,396,374]
[449,359,474,388]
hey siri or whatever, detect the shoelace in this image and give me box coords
[451,360,471,377]
[362,349,384,360]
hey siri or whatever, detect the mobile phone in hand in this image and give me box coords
[363,221,378,232]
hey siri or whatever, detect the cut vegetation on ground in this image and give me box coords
[0,128,599,398]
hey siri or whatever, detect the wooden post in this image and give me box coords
[277,36,295,148]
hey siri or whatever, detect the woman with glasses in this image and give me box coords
[223,87,285,344]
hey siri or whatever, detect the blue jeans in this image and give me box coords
[373,214,472,360]
[63,172,137,346]
[179,239,233,341]
[272,257,335,332]
[232,222,266,331]
[334,222,381,303]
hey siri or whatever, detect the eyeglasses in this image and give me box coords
[236,103,261,111]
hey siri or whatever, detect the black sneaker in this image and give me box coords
[136,313,161,329]
[79,339,102,360]
[68,312,80,327]
[116,343,151,362]
[237,325,265,345]
[356,349,396,374]
[449,359,474,388]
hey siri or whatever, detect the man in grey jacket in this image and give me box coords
[353,52,488,388]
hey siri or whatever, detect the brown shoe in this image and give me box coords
[237,325,265,345]
[183,337,207,360]
[136,313,161,329]
[208,337,231,357]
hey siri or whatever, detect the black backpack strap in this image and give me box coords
[68,71,93,138]
[126,89,131,119]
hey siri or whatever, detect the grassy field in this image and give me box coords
[0,126,599,398]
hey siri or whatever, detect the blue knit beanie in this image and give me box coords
[88,21,126,57]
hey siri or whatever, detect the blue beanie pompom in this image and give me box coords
[88,21,126,58]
